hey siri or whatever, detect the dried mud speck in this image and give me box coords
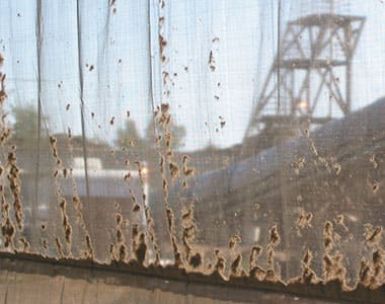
[322,222,347,284]
[55,237,64,258]
[181,205,201,268]
[41,239,48,250]
[265,225,280,279]
[1,218,15,249]
[182,155,194,176]
[208,50,216,71]
[18,237,30,252]
[335,214,349,232]
[131,224,147,265]
[83,234,94,259]
[249,246,265,279]
[296,208,313,235]
[110,212,127,263]
[59,198,72,253]
[212,249,226,279]
[364,224,383,247]
[228,234,241,250]
[168,162,179,179]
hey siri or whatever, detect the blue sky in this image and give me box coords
[1,0,385,151]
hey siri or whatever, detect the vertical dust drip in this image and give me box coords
[18,237,30,253]
[135,161,152,236]
[6,149,24,232]
[66,126,94,259]
[130,190,138,212]
[181,206,194,262]
[181,155,194,188]
[135,159,160,264]
[230,254,244,277]
[323,221,334,252]
[110,0,117,14]
[110,213,128,263]
[135,161,147,205]
[300,249,318,283]
[322,221,347,284]
[59,198,72,255]
[131,223,147,266]
[265,225,281,281]
[72,195,94,259]
[49,136,73,257]
[0,54,6,105]
[156,0,183,266]
[369,249,385,288]
[158,0,167,65]
[181,205,201,269]
[358,257,371,287]
[296,208,313,236]
[368,153,380,195]
[55,237,64,258]
[364,224,383,247]
[0,181,15,250]
[228,234,241,250]
[212,249,226,280]
[130,184,147,265]
[249,245,265,280]
[228,234,245,277]
[362,224,385,288]
[0,56,16,251]
[121,161,150,266]
[322,221,335,281]
[84,234,93,259]
[166,207,182,267]
[144,205,160,265]
[152,103,182,267]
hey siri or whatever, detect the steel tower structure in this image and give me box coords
[244,9,365,139]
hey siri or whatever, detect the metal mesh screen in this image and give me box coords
[0,1,385,303]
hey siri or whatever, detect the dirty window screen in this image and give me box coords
[0,0,385,303]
